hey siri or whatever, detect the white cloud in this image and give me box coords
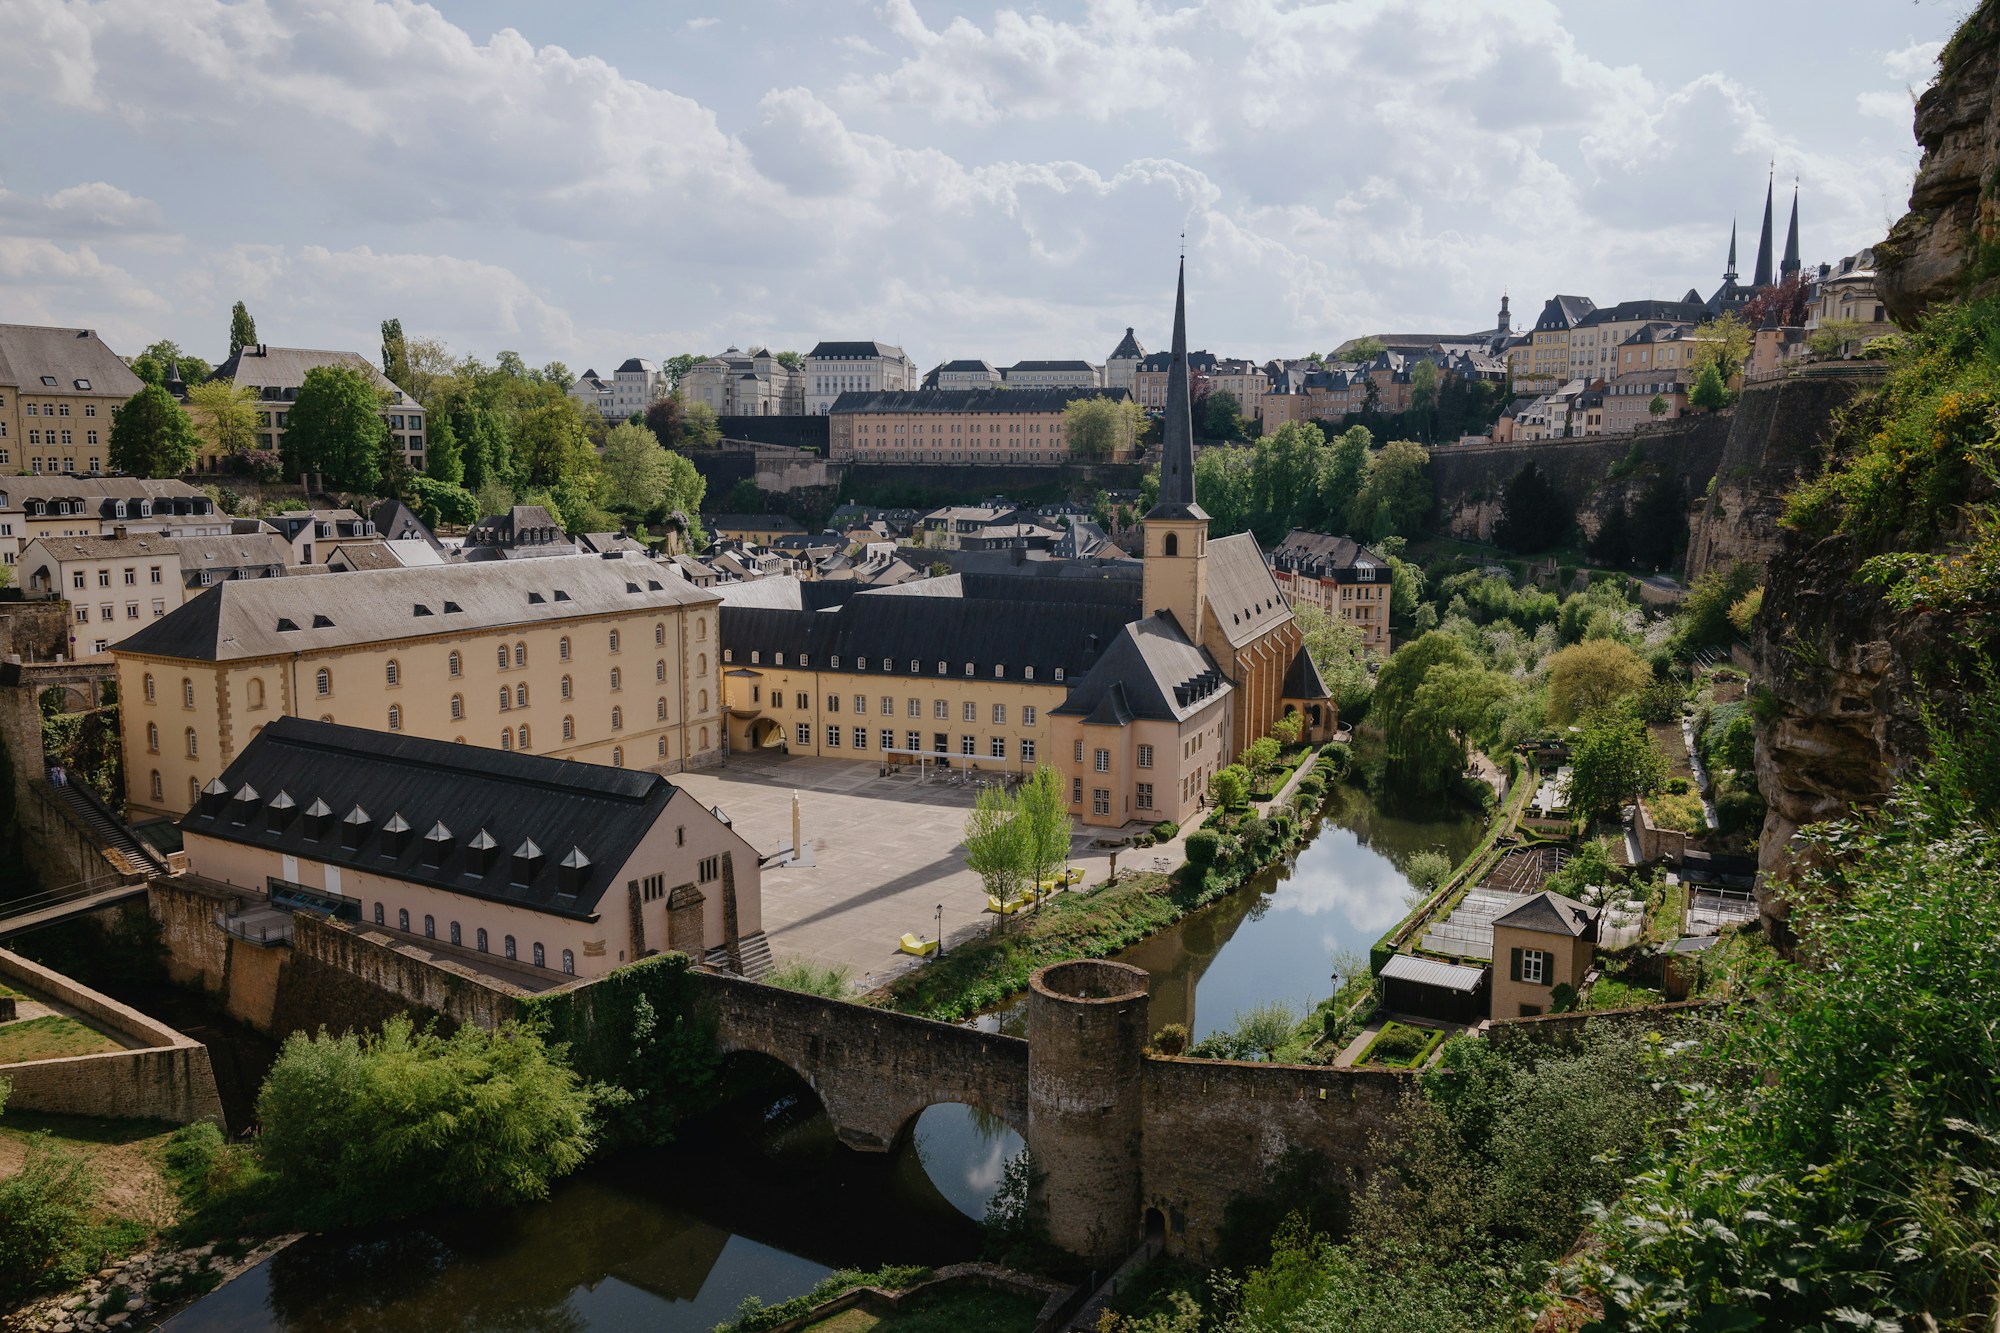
[1882,38,1943,83]
[1858,89,1916,123]
[0,180,171,241]
[685,16,717,30]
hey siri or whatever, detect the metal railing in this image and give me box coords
[0,874,141,931]
[214,912,294,946]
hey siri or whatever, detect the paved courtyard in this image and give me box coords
[671,753,1162,990]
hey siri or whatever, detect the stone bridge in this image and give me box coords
[698,969,1029,1151]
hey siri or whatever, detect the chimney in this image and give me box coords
[423,820,454,867]
[511,838,544,886]
[467,828,499,874]
[113,525,128,541]
[340,804,372,849]
[381,813,411,856]
[304,797,334,839]
[266,790,296,832]
[198,778,231,817]
[558,846,592,894]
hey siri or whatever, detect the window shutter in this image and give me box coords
[1509,947,1522,983]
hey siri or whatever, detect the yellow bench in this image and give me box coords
[898,932,938,957]
[986,895,1023,915]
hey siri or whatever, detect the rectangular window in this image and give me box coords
[1092,788,1110,816]
[698,856,719,881]
[934,699,948,720]
[1072,777,1083,803]
[1094,748,1110,773]
[881,696,893,716]
[1137,744,1154,768]
[960,735,976,756]
[1136,783,1153,809]
[796,723,812,746]
[1022,706,1037,727]
[1519,949,1548,985]
[853,694,866,714]
[828,694,840,712]
[990,737,1006,759]
[991,703,1006,724]
[852,726,868,749]
[826,725,841,747]
[1074,740,1084,764]
[908,697,921,717]
[934,732,948,753]
[961,701,976,722]
[1021,739,1036,763]
[796,692,808,710]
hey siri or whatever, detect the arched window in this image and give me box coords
[697,653,707,675]
[387,704,402,731]
[143,673,155,702]
[185,728,198,758]
[609,630,620,652]
[450,694,463,720]
[560,675,573,700]
[504,935,517,960]
[248,678,265,708]
[655,659,666,683]
[562,949,575,975]
[449,650,462,678]
[149,770,162,801]
[515,683,528,707]
[656,698,667,721]
[559,636,571,661]
[654,623,665,646]
[514,642,526,667]
[183,677,195,707]
[497,644,509,669]
[423,914,434,939]
[696,618,706,640]
[611,706,623,730]
[146,721,159,752]
[612,746,624,767]
[517,725,530,750]
[315,668,330,696]
[385,659,400,686]
[1164,532,1179,557]
[657,737,667,758]
[499,687,511,711]
[562,715,574,741]
[398,908,409,932]
[698,689,708,712]
[476,928,489,952]
[609,667,621,691]
[189,776,199,805]
[501,729,513,751]
[532,942,546,968]
[449,921,461,946]
[374,903,385,925]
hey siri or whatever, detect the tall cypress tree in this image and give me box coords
[228,302,257,359]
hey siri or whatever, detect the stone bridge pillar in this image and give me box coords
[1027,959,1150,1266]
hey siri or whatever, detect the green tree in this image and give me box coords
[1673,563,1757,656]
[1688,312,1751,382]
[724,478,762,512]
[1628,473,1685,570]
[1348,438,1431,540]
[1201,388,1246,441]
[256,1015,597,1227]
[183,379,262,461]
[1242,735,1282,778]
[1063,395,1146,460]
[1209,763,1252,809]
[380,317,410,389]
[1015,765,1071,901]
[963,785,1029,906]
[1194,444,1256,536]
[1343,336,1386,361]
[774,350,804,371]
[1318,425,1371,526]
[1565,713,1668,818]
[423,408,463,484]
[512,393,596,488]
[130,339,210,388]
[1408,359,1440,440]
[282,364,387,490]
[1373,632,1479,794]
[1647,393,1669,418]
[108,383,200,477]
[1405,849,1451,895]
[405,476,479,528]
[1249,421,1325,540]
[539,362,574,393]
[662,353,700,392]
[1491,460,1571,553]
[679,398,722,449]
[1689,361,1730,411]
[1589,502,1633,567]
[1545,639,1652,724]
[228,301,257,359]
[598,422,676,514]
[1294,604,1375,717]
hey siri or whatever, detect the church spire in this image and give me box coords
[1146,256,1206,522]
[1723,217,1739,281]
[1751,169,1775,288]
[1780,182,1801,279]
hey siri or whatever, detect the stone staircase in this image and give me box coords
[707,930,773,980]
[51,781,168,875]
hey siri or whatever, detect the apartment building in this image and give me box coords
[1000,360,1102,390]
[1132,349,1217,410]
[1806,248,1896,355]
[1566,299,1706,384]
[0,477,224,568]
[0,324,145,476]
[114,554,724,820]
[19,530,293,655]
[180,717,763,980]
[208,345,427,474]
[1508,296,1597,394]
[923,360,1003,390]
[680,348,804,417]
[1265,531,1392,652]
[805,341,919,415]
[828,388,1137,466]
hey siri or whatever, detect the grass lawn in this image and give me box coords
[803,1289,1045,1333]
[1645,879,1688,947]
[0,1014,124,1063]
[1357,1020,1446,1069]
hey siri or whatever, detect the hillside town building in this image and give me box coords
[112,554,724,821]
[806,341,919,415]
[180,717,763,979]
[1265,532,1392,652]
[1000,360,1102,390]
[19,530,294,655]
[0,477,223,568]
[679,348,804,417]
[827,388,1136,465]
[208,344,428,475]
[1104,328,1146,393]
[0,324,145,476]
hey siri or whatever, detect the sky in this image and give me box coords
[0,0,1971,374]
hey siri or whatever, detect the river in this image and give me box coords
[158,782,1482,1331]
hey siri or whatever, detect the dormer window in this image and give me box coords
[829,655,839,669]
[964,663,974,676]
[1024,666,1034,681]
[994,665,1005,678]
[1055,668,1065,681]
[775,653,785,666]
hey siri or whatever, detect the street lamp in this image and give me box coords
[935,903,944,958]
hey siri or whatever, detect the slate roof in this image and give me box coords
[1282,644,1332,700]
[171,533,294,577]
[368,499,442,551]
[179,717,694,920]
[1494,889,1600,939]
[1203,533,1290,648]
[1268,530,1386,582]
[705,513,807,533]
[1531,296,1598,332]
[936,359,996,373]
[325,541,404,572]
[722,591,1132,684]
[1575,299,1709,328]
[809,341,908,360]
[0,324,145,400]
[830,388,1129,415]
[209,345,416,404]
[616,357,656,373]
[1381,952,1488,992]
[114,554,718,663]
[1108,327,1145,360]
[1004,360,1096,373]
[1051,614,1228,724]
[0,477,213,515]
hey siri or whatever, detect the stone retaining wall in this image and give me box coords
[0,946,224,1125]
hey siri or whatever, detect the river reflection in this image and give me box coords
[979,783,1486,1041]
[162,1091,1009,1332]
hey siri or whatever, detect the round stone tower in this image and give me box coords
[1026,959,1150,1265]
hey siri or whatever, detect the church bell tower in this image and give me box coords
[1141,257,1209,639]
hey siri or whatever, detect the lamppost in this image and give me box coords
[935,903,944,958]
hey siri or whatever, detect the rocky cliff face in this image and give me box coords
[1875,0,2000,324]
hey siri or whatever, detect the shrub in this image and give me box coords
[256,1015,598,1227]
[1151,820,1181,841]
[1152,1023,1190,1056]
[1636,680,1683,725]
[1647,791,1707,835]
[0,1136,98,1301]
[1184,828,1224,870]
[1665,776,1691,795]
[1405,849,1452,895]
[765,959,851,998]
[1363,1022,1433,1064]
[1210,763,1252,809]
